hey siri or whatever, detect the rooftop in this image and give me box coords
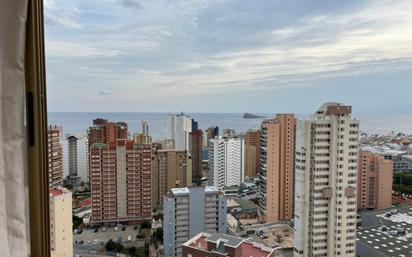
[207,233,244,248]
[357,204,412,257]
[184,232,278,257]
[361,145,407,156]
[49,187,71,197]
[170,186,220,196]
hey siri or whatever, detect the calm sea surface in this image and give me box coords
[48,112,412,138]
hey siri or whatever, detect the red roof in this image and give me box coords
[190,236,208,250]
[241,242,273,257]
[50,189,64,196]
[80,199,92,208]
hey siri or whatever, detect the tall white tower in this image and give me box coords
[166,113,193,151]
[63,134,89,183]
[294,103,359,257]
[208,136,245,190]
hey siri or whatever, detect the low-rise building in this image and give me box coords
[357,204,412,257]
[182,232,280,257]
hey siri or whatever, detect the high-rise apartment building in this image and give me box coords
[294,103,359,257]
[48,125,63,188]
[134,120,152,144]
[87,118,129,187]
[357,151,393,210]
[245,129,261,179]
[258,114,296,223]
[63,134,89,184]
[88,118,128,146]
[208,136,245,190]
[90,140,152,223]
[50,187,73,257]
[206,126,219,146]
[142,120,149,135]
[163,186,227,257]
[166,113,193,151]
[222,128,236,138]
[189,129,203,178]
[151,150,192,209]
[158,139,176,150]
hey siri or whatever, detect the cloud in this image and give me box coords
[46,40,121,58]
[44,0,82,28]
[98,91,110,96]
[45,0,412,113]
[120,0,141,9]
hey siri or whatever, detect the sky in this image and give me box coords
[45,0,412,114]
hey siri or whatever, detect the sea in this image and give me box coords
[48,112,412,139]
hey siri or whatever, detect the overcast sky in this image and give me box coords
[45,0,412,114]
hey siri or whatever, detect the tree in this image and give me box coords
[136,232,145,239]
[105,239,124,253]
[72,215,83,230]
[193,174,203,186]
[141,220,151,229]
[153,228,163,242]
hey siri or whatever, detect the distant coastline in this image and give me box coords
[47,112,412,136]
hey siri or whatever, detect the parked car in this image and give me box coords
[94,228,98,233]
[102,227,107,232]
[122,226,126,231]
[94,239,98,244]
[114,226,118,232]
[77,229,83,234]
[133,226,138,230]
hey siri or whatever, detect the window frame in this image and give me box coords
[25,0,50,256]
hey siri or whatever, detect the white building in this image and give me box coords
[163,186,227,257]
[166,113,193,151]
[294,103,359,257]
[62,134,89,183]
[50,187,73,257]
[208,136,245,190]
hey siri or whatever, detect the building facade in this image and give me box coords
[205,126,219,147]
[151,150,192,209]
[63,134,89,183]
[88,118,128,146]
[166,113,193,151]
[90,140,152,224]
[294,103,359,257]
[189,129,203,179]
[48,125,63,188]
[134,120,152,144]
[163,187,227,257]
[50,188,73,257]
[245,129,261,179]
[357,151,393,210]
[208,136,245,190]
[258,114,296,223]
